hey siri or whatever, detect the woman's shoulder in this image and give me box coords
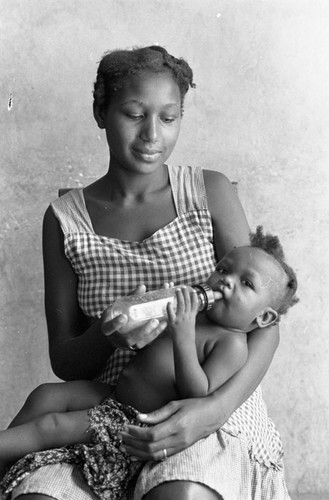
[202,169,238,203]
[45,188,92,235]
[201,169,250,255]
[171,165,231,186]
[168,165,235,214]
[202,169,233,189]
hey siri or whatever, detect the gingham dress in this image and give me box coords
[10,165,291,500]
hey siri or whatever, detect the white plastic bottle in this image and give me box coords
[108,284,218,334]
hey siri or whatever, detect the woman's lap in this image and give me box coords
[10,427,290,500]
[11,464,97,500]
[134,430,291,500]
[134,431,244,500]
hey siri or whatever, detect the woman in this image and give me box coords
[12,46,286,500]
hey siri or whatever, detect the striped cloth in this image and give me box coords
[10,165,290,500]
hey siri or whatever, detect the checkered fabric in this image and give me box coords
[134,427,291,500]
[222,386,284,468]
[51,165,216,385]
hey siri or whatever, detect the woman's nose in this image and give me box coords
[140,116,159,143]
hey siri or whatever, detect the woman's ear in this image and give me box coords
[256,307,278,329]
[93,103,106,129]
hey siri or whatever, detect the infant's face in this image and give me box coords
[206,247,285,331]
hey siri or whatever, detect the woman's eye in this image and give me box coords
[162,116,176,123]
[128,114,143,120]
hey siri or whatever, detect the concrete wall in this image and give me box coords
[1,0,328,496]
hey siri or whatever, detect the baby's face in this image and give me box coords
[206,247,286,331]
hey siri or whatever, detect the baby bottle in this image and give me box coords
[108,284,218,334]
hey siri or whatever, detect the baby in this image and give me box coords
[0,226,298,500]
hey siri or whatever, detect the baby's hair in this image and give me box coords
[93,45,195,113]
[249,226,299,318]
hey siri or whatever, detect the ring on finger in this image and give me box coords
[128,344,138,351]
[161,448,168,461]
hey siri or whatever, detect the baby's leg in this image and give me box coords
[9,380,113,428]
[0,407,96,468]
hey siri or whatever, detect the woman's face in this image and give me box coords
[97,70,182,175]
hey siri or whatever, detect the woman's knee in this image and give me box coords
[16,495,57,500]
[143,481,222,500]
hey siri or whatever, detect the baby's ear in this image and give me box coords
[256,307,278,328]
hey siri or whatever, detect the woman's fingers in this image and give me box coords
[130,284,147,295]
[100,312,129,349]
[120,398,219,461]
[119,426,177,461]
[102,314,127,336]
[126,319,167,350]
[119,436,175,462]
[162,281,174,289]
[138,400,181,425]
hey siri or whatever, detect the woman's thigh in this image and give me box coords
[143,480,222,500]
[16,496,56,500]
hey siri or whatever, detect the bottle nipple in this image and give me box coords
[213,291,223,300]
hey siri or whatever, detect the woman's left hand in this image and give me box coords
[119,397,221,461]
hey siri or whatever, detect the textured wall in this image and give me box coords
[1,0,328,496]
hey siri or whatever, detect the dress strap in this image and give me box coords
[168,165,208,216]
[51,189,94,235]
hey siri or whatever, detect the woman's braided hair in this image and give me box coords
[250,226,299,318]
[93,45,195,113]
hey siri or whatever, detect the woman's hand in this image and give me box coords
[101,285,167,350]
[119,397,221,461]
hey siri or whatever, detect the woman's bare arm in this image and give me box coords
[203,170,251,259]
[42,206,118,380]
[43,206,166,381]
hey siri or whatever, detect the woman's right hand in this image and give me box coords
[120,396,222,461]
[101,285,168,350]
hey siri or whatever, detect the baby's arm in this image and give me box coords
[167,287,247,398]
[200,333,248,395]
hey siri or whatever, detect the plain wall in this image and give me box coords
[1,0,328,497]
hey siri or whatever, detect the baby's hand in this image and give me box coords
[166,287,198,340]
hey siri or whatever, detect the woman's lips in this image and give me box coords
[133,148,162,162]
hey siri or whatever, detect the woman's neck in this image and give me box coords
[99,164,170,204]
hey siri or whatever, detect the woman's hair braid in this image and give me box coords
[93,45,195,112]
